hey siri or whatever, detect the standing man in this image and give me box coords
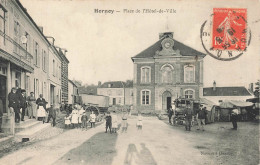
[8,88,20,123]
[184,104,193,131]
[168,106,173,125]
[19,89,27,121]
[105,112,112,133]
[230,106,239,130]
[197,105,207,131]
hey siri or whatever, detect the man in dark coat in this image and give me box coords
[105,112,112,133]
[8,88,20,123]
[196,105,207,131]
[168,106,173,124]
[46,104,56,126]
[230,106,239,130]
[19,89,27,121]
[184,104,193,131]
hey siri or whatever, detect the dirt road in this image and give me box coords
[1,115,257,165]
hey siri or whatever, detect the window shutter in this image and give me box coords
[38,45,41,67]
[33,40,36,65]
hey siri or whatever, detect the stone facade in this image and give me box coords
[132,32,205,113]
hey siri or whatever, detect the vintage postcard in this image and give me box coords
[0,0,259,165]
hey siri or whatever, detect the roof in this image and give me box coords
[132,37,206,59]
[219,100,254,108]
[78,86,97,95]
[68,80,78,87]
[203,87,252,96]
[99,81,133,88]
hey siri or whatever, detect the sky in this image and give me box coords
[20,0,260,87]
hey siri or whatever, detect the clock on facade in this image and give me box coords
[164,42,171,49]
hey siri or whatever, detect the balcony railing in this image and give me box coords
[0,29,33,66]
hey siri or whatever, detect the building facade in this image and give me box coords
[97,81,133,106]
[131,32,205,113]
[0,0,64,114]
[68,79,79,105]
[202,81,253,104]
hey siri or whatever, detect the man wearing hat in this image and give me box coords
[19,89,27,121]
[196,104,207,131]
[8,87,20,123]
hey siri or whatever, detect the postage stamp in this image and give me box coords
[200,8,250,61]
[212,8,247,51]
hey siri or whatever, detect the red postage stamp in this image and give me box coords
[212,8,247,51]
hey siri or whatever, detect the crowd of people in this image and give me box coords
[7,87,57,125]
[64,104,97,130]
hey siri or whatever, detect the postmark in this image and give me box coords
[200,8,251,61]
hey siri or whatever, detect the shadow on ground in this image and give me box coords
[55,132,118,165]
[124,143,157,165]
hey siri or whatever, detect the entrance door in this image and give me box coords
[0,75,6,113]
[113,98,116,105]
[167,97,172,110]
[162,91,172,111]
[50,84,55,105]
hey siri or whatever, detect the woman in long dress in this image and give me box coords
[27,92,36,119]
[36,94,47,123]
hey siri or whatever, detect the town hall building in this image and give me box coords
[131,32,206,113]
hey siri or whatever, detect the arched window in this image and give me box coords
[141,66,151,83]
[184,90,194,99]
[161,64,174,83]
[184,65,195,83]
[141,89,150,105]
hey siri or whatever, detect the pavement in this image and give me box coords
[0,115,218,165]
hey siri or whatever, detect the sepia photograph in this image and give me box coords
[0,0,259,164]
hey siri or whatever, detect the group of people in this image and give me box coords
[168,104,239,131]
[104,111,143,134]
[64,104,97,130]
[168,104,208,131]
[7,87,56,125]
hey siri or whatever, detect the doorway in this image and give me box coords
[162,91,172,111]
[113,98,116,105]
[0,75,7,113]
[50,84,55,105]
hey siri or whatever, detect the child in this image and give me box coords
[90,111,96,128]
[105,112,112,133]
[81,112,88,130]
[64,113,71,129]
[71,105,79,128]
[111,111,118,133]
[136,112,143,130]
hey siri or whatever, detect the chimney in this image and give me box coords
[213,81,216,91]
[38,26,43,33]
[159,32,173,39]
[98,81,102,87]
[46,36,55,46]
[248,83,254,93]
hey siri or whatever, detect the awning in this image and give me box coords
[200,98,217,111]
[219,100,254,108]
